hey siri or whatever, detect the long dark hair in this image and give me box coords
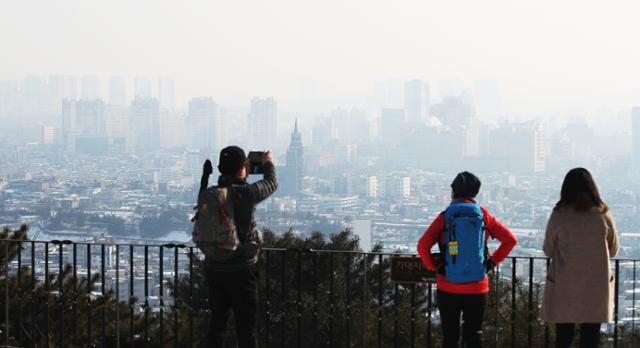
[554,168,608,212]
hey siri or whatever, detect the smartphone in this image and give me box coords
[247,151,265,175]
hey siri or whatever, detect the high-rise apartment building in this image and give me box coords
[81,75,99,100]
[134,78,152,99]
[404,79,429,124]
[48,75,77,114]
[109,76,127,106]
[129,97,160,153]
[248,97,277,150]
[380,108,405,143]
[158,78,175,110]
[384,176,411,198]
[430,95,474,129]
[160,109,185,148]
[632,107,640,173]
[61,99,107,154]
[187,97,221,153]
[106,105,129,137]
[490,121,545,173]
[473,79,501,122]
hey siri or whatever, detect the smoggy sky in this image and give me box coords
[2,0,640,116]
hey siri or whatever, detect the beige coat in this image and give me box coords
[542,207,619,323]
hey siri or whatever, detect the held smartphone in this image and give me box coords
[247,151,266,175]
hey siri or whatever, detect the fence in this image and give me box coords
[0,239,637,347]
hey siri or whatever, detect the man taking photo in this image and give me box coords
[200,146,278,348]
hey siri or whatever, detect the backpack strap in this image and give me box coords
[192,160,213,222]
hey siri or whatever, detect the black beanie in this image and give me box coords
[451,171,481,198]
[218,146,247,175]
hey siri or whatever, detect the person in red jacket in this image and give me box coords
[417,172,517,348]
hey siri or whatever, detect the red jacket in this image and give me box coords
[417,200,517,294]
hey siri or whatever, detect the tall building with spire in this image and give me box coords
[282,120,304,196]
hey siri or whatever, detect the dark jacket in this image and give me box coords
[206,161,278,271]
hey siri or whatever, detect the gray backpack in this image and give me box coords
[192,186,240,261]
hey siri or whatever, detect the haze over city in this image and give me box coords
[3,0,640,118]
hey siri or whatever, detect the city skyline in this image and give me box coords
[3,1,640,115]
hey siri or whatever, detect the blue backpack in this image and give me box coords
[441,202,488,283]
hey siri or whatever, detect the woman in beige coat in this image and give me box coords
[542,168,619,348]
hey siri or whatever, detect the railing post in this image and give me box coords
[528,258,533,348]
[281,250,287,347]
[144,245,149,348]
[4,238,9,348]
[16,240,22,343]
[313,252,319,345]
[115,244,120,348]
[328,252,334,348]
[173,245,180,348]
[494,262,500,348]
[614,259,620,348]
[44,242,49,346]
[265,249,271,348]
[101,244,106,348]
[377,254,383,348]
[410,283,415,348]
[393,281,399,348]
[427,282,432,348]
[633,260,637,348]
[87,244,92,347]
[159,245,164,348]
[362,254,367,348]
[129,245,134,346]
[73,242,77,346]
[31,242,36,347]
[544,258,549,348]
[296,250,302,348]
[511,257,516,348]
[346,253,351,348]
[189,247,194,348]
[57,241,65,348]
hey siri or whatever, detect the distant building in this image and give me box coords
[134,78,152,99]
[187,97,221,154]
[384,176,411,198]
[490,121,545,173]
[61,99,107,154]
[281,120,304,196]
[43,126,58,145]
[473,79,501,122]
[81,75,99,100]
[129,97,160,153]
[158,78,175,110]
[404,79,430,124]
[312,116,334,147]
[48,75,77,114]
[430,95,474,129]
[380,108,405,143]
[160,109,185,148]
[109,76,127,106]
[633,107,640,174]
[106,105,129,139]
[297,194,358,213]
[248,97,277,150]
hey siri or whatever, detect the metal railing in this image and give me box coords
[0,239,637,347]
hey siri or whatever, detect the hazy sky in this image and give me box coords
[2,0,640,116]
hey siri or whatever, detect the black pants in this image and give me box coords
[205,268,259,348]
[555,323,600,348]
[437,290,487,348]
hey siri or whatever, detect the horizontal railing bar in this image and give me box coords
[3,239,640,263]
